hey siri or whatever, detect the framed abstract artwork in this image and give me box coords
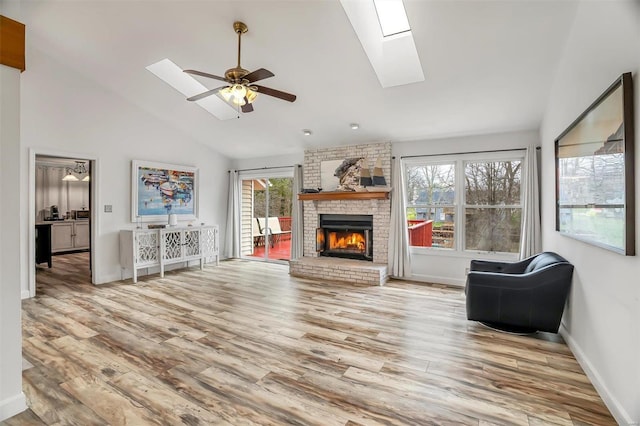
[131,160,198,222]
[555,73,635,255]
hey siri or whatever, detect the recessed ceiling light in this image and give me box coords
[302,129,312,136]
[350,123,360,130]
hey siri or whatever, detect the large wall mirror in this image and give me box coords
[555,72,635,255]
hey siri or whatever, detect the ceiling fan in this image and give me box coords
[184,21,296,113]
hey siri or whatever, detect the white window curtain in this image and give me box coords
[224,170,241,258]
[519,145,541,258]
[290,164,304,260]
[35,165,88,221]
[388,157,412,278]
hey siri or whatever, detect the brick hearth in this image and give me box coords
[289,142,391,286]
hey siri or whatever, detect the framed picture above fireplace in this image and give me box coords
[555,72,635,255]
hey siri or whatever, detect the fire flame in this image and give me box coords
[328,231,365,251]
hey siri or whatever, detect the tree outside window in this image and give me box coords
[464,160,522,253]
[405,163,456,249]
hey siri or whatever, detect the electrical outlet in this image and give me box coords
[104,205,113,213]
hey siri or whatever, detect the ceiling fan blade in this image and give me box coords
[241,102,254,113]
[186,86,228,102]
[183,69,227,82]
[244,68,274,83]
[253,85,297,102]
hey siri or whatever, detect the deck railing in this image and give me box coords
[408,220,433,247]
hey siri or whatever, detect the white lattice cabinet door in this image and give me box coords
[160,228,205,277]
[183,229,202,260]
[119,230,160,283]
[162,229,182,260]
[135,231,159,266]
[202,225,219,265]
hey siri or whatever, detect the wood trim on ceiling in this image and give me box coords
[0,15,26,71]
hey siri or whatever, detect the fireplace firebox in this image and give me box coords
[316,214,373,261]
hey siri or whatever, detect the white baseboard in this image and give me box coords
[0,392,27,422]
[408,272,465,287]
[560,325,637,426]
[95,272,124,285]
[21,289,31,299]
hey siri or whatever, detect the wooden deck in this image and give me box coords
[248,238,291,261]
[5,252,615,425]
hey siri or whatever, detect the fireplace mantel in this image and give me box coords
[298,191,390,201]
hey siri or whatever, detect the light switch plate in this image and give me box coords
[104,205,113,213]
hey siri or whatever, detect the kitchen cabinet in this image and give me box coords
[50,220,90,253]
[74,221,90,249]
[119,225,218,283]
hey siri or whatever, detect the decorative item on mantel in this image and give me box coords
[359,158,373,187]
[335,158,363,191]
[372,157,387,186]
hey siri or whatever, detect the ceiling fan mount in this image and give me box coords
[183,21,296,113]
[233,21,248,34]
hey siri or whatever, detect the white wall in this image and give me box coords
[20,43,232,289]
[394,129,539,286]
[540,2,640,424]
[0,64,28,420]
[232,152,304,171]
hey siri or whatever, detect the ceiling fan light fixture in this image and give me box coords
[220,84,256,106]
[232,84,247,98]
[246,88,258,104]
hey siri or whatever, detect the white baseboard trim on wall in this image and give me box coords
[21,289,31,299]
[96,272,124,285]
[408,273,465,287]
[0,392,27,422]
[560,325,637,426]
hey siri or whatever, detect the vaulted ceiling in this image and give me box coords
[20,1,578,159]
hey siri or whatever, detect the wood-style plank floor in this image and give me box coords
[4,252,614,425]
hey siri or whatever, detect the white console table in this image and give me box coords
[119,225,219,283]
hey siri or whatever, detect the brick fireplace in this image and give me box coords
[289,142,391,285]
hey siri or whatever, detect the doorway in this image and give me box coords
[240,172,293,263]
[29,150,97,297]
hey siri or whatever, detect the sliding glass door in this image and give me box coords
[240,170,293,262]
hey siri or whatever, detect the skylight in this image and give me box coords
[373,0,411,37]
[146,59,237,120]
[340,0,424,88]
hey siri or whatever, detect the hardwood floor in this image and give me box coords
[4,253,614,425]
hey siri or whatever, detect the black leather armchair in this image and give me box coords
[465,252,574,333]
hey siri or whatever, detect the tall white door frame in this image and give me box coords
[28,148,100,298]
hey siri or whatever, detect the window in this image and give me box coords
[404,151,523,254]
[464,160,522,252]
[406,163,456,249]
